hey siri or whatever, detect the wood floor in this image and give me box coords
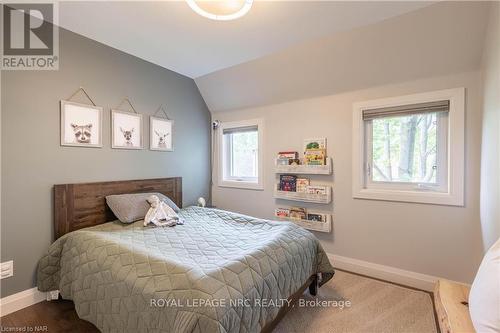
[0,300,99,332]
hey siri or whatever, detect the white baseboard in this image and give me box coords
[0,287,47,317]
[328,253,440,292]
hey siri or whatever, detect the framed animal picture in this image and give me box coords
[111,110,143,149]
[60,100,103,148]
[150,116,173,151]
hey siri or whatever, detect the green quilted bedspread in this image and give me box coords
[37,207,334,333]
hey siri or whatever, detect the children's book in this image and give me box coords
[275,208,290,218]
[304,138,327,151]
[307,213,325,222]
[296,178,310,192]
[279,175,297,192]
[278,151,298,159]
[289,207,307,220]
[304,149,326,165]
[306,185,327,195]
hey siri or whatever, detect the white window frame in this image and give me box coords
[218,118,264,190]
[352,88,465,206]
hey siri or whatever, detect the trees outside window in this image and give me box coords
[371,113,439,184]
[352,88,464,206]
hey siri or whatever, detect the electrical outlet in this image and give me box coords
[0,260,13,279]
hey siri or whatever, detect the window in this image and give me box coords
[365,101,449,191]
[218,119,264,190]
[353,88,465,206]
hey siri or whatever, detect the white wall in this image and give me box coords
[197,2,488,112]
[479,2,500,252]
[212,71,484,283]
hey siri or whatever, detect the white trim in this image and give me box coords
[217,118,264,191]
[328,253,470,292]
[329,253,436,291]
[0,287,47,317]
[352,88,465,206]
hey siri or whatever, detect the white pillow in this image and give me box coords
[469,237,500,333]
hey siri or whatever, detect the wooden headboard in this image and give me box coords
[54,177,182,239]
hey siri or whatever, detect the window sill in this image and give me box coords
[353,188,464,206]
[218,180,264,191]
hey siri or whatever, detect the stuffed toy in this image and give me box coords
[144,195,182,227]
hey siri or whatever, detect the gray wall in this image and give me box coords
[479,2,500,251]
[1,28,211,297]
[212,71,484,284]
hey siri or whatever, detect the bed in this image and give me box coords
[37,177,335,332]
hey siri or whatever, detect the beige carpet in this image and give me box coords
[274,270,438,333]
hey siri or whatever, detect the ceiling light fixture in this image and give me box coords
[186,0,253,21]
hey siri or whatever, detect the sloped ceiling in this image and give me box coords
[195,1,490,112]
[58,1,431,78]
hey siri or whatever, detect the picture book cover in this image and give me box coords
[289,207,307,220]
[296,178,310,192]
[275,208,290,218]
[278,151,298,159]
[306,185,327,195]
[304,149,326,165]
[277,158,290,165]
[307,213,325,222]
[279,175,297,192]
[304,138,327,151]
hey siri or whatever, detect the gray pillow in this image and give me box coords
[106,192,180,223]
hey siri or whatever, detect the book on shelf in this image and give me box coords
[304,149,326,165]
[303,138,327,165]
[275,208,290,218]
[304,138,327,151]
[289,207,307,220]
[278,151,298,159]
[296,178,310,193]
[279,175,297,192]
[307,213,326,222]
[306,185,327,195]
[277,158,290,166]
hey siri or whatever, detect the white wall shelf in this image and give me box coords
[274,186,332,204]
[275,214,332,233]
[274,157,332,175]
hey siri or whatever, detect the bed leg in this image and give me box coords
[309,274,318,296]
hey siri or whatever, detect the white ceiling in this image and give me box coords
[58,1,432,78]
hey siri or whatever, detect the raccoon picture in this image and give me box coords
[61,101,102,148]
[120,127,135,146]
[71,123,92,144]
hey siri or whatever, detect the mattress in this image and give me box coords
[37,206,334,332]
